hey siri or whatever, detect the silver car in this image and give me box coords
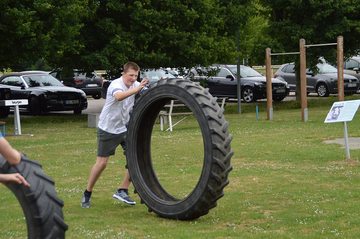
[274,62,359,97]
[344,56,360,81]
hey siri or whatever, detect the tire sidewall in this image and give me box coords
[242,86,254,103]
[127,80,215,217]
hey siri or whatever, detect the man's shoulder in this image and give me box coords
[110,77,122,85]
[109,77,124,89]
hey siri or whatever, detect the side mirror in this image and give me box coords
[20,83,25,90]
[226,75,234,81]
[354,67,359,73]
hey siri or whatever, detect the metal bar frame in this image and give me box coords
[305,43,337,48]
[270,52,300,56]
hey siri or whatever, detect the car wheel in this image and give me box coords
[316,83,329,97]
[126,78,233,220]
[29,96,41,115]
[92,94,101,99]
[242,86,255,103]
[0,106,10,118]
[0,155,68,238]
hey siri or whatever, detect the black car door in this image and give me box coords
[208,68,236,97]
[0,76,29,102]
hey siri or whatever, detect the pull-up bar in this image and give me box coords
[270,52,300,56]
[265,49,302,121]
[266,36,344,122]
[305,43,337,48]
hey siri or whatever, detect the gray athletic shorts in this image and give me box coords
[97,128,126,157]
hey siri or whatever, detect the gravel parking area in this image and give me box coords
[324,137,360,149]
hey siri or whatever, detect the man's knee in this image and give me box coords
[96,156,109,169]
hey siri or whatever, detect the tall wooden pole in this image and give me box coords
[337,36,344,101]
[265,48,273,120]
[236,31,242,113]
[299,39,308,122]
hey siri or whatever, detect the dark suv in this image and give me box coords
[186,64,290,103]
[50,69,103,99]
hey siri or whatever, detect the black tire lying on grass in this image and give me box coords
[0,155,68,238]
[126,78,233,220]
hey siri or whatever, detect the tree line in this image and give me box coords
[0,0,359,74]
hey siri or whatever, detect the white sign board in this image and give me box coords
[4,99,28,106]
[0,99,29,136]
[324,100,360,123]
[324,99,360,160]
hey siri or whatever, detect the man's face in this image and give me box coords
[122,69,139,87]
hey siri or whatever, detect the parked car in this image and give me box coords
[0,86,12,118]
[163,68,185,78]
[186,64,290,103]
[101,69,175,99]
[344,56,360,81]
[0,72,87,115]
[50,69,103,99]
[141,69,175,83]
[274,62,359,97]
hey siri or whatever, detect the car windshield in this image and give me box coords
[227,65,262,78]
[74,71,96,78]
[23,74,64,87]
[317,63,337,74]
[142,69,174,83]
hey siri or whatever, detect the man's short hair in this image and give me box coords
[123,61,140,73]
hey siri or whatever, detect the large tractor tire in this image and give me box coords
[0,155,68,238]
[126,78,233,220]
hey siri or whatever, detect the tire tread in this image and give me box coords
[0,155,67,238]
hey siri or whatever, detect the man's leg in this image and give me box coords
[86,156,109,191]
[118,169,131,189]
[112,133,135,205]
[113,169,136,205]
[81,156,109,208]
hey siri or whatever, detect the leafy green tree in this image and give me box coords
[0,0,87,71]
[78,0,242,74]
[260,0,360,98]
[218,0,270,66]
[0,1,259,74]
[260,0,360,63]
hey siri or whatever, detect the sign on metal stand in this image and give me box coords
[3,99,28,135]
[324,100,360,160]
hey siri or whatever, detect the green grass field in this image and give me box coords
[1,95,360,238]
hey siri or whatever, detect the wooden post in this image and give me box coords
[265,48,273,120]
[236,31,242,114]
[337,36,344,101]
[299,39,308,122]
